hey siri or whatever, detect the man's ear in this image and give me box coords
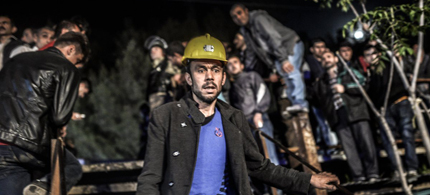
[66,45,76,56]
[11,26,17,34]
[310,47,315,54]
[222,71,226,86]
[185,72,193,86]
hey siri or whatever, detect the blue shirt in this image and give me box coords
[190,108,230,195]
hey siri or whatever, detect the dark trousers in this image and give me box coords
[379,99,418,172]
[336,107,379,179]
[0,145,82,195]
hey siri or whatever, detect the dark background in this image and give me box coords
[5,0,414,61]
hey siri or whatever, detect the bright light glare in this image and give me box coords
[354,30,364,40]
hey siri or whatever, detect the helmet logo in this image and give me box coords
[203,45,214,52]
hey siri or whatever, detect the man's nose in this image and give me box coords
[205,70,214,80]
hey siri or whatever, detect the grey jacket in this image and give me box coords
[229,71,271,120]
[240,10,300,69]
[136,93,311,195]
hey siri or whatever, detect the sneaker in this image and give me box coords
[286,105,309,114]
[23,180,49,195]
[389,171,401,183]
[407,170,419,183]
[281,110,292,119]
[367,174,381,182]
[353,176,366,183]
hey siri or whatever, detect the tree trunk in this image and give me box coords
[336,52,412,195]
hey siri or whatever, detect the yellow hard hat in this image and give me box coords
[182,33,227,66]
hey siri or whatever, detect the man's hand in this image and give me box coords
[310,172,340,190]
[282,61,294,73]
[269,73,279,83]
[253,113,263,128]
[332,84,345,93]
[71,112,85,121]
[60,126,67,138]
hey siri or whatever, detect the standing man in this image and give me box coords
[136,33,339,195]
[364,45,419,182]
[304,38,338,153]
[230,3,307,113]
[227,54,279,166]
[313,50,379,182]
[0,32,90,194]
[0,15,33,70]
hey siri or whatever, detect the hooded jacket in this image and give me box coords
[0,47,80,156]
[240,10,300,69]
[229,71,271,120]
[137,92,311,195]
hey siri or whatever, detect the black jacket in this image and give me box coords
[0,47,80,156]
[313,64,370,127]
[137,92,311,195]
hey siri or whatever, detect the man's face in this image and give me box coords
[167,53,183,67]
[339,46,353,62]
[227,56,244,76]
[0,16,16,37]
[35,28,54,49]
[21,28,35,43]
[150,46,164,61]
[78,82,89,98]
[230,6,249,26]
[321,52,338,68]
[233,33,245,50]
[186,60,226,104]
[363,48,379,65]
[310,42,326,59]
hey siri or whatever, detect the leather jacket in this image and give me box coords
[0,47,81,156]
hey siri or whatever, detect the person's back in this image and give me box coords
[0,48,80,154]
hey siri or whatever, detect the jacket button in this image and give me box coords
[173,151,180,157]
[169,181,174,187]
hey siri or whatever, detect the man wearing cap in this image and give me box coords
[144,35,180,111]
[136,34,339,195]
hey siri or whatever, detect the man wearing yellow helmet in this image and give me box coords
[136,34,339,195]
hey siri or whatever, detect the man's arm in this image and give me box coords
[136,108,166,195]
[251,72,271,127]
[51,67,80,127]
[253,15,292,63]
[240,112,339,194]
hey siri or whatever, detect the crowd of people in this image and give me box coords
[0,1,428,194]
[138,3,428,189]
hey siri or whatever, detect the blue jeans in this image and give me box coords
[379,99,419,171]
[250,113,279,166]
[0,145,82,195]
[312,106,338,147]
[275,41,308,108]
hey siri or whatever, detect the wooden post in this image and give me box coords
[291,112,327,195]
[51,131,66,195]
[258,132,278,195]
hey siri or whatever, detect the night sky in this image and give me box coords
[4,0,416,70]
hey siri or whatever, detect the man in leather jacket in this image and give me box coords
[0,31,90,194]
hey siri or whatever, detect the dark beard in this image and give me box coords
[191,82,221,104]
